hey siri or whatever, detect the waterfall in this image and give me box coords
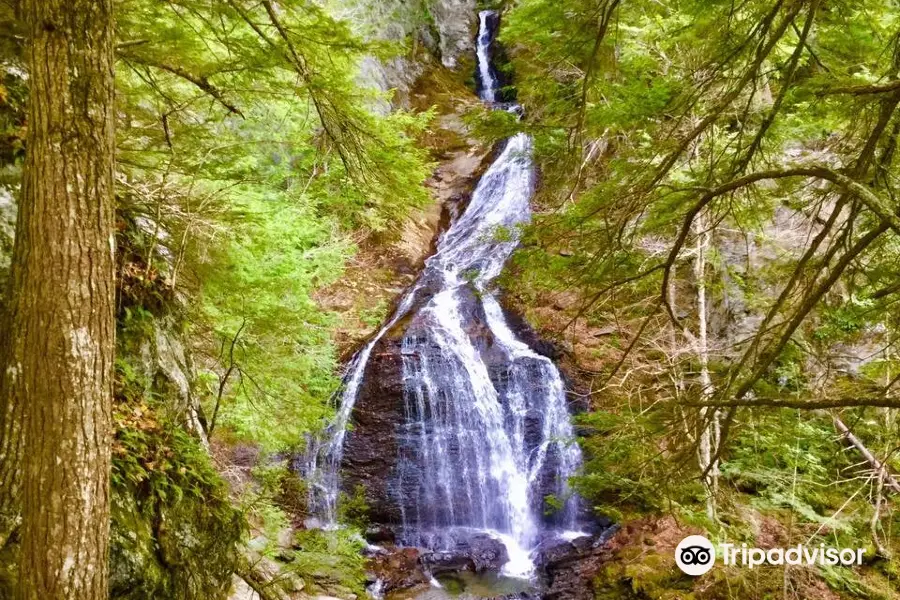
[305,8,582,579]
[394,133,581,578]
[476,10,498,102]
[303,291,417,524]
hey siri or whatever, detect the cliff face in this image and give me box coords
[340,333,406,524]
[346,0,477,113]
[430,0,477,68]
[339,288,579,532]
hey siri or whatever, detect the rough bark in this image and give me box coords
[1,0,116,598]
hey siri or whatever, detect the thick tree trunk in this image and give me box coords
[0,0,116,598]
[0,318,24,551]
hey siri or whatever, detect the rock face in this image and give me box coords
[361,529,622,600]
[142,318,205,433]
[340,334,406,524]
[533,528,620,600]
[430,0,477,68]
[337,136,584,559]
[340,286,576,532]
[110,485,242,600]
[345,0,478,112]
[337,147,495,527]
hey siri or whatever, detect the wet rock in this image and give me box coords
[340,336,405,524]
[500,301,563,361]
[534,528,619,600]
[367,546,429,592]
[365,525,397,545]
[341,284,586,534]
[418,532,509,574]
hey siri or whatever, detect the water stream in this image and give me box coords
[306,8,582,581]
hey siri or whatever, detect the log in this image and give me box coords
[833,416,900,494]
[235,555,291,600]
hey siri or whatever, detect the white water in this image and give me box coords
[558,530,590,542]
[304,290,418,523]
[476,11,498,102]
[306,8,582,581]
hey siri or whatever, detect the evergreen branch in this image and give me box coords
[648,0,801,189]
[121,53,245,118]
[734,0,820,173]
[660,165,900,331]
[701,221,889,479]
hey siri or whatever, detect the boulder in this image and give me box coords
[367,546,428,592]
[365,525,397,545]
[533,528,619,600]
[418,531,509,574]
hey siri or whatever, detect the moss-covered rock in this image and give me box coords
[109,420,244,600]
[111,304,245,599]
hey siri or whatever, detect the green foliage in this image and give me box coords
[542,493,564,516]
[337,485,370,529]
[500,6,900,589]
[0,59,26,169]
[359,298,390,328]
[571,409,705,521]
[723,411,853,527]
[116,0,433,233]
[109,0,436,455]
[289,528,367,596]
[244,464,367,596]
[112,400,225,509]
[196,193,346,451]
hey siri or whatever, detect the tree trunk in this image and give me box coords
[693,213,719,521]
[1,0,116,598]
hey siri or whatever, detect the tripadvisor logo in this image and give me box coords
[675,535,866,576]
[675,535,716,575]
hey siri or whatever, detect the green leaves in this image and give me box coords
[112,0,437,452]
[197,193,346,450]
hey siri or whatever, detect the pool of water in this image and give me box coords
[387,571,535,600]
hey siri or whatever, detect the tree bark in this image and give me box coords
[0,0,116,598]
[832,416,900,495]
[693,213,719,520]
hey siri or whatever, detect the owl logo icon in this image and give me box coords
[675,535,715,576]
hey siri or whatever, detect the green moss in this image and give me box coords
[109,421,244,599]
[337,484,370,530]
[289,528,367,597]
[110,357,244,600]
[593,548,695,600]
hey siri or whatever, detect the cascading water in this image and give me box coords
[476,10,499,102]
[305,8,582,579]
